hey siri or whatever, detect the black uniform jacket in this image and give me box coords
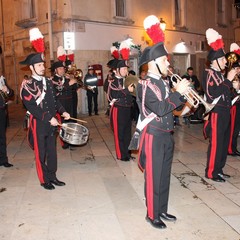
[202,68,232,112]
[52,75,77,114]
[137,74,184,134]
[84,73,98,94]
[21,76,65,123]
[110,76,133,107]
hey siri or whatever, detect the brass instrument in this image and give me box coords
[0,76,8,102]
[66,64,84,87]
[168,69,215,115]
[226,52,239,70]
[0,90,8,101]
[74,69,84,86]
[124,75,139,96]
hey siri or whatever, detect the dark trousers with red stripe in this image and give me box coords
[140,131,174,220]
[228,105,240,154]
[205,110,230,179]
[110,105,131,160]
[30,118,58,184]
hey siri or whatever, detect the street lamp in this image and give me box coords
[159,18,166,31]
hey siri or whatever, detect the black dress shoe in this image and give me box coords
[119,157,130,161]
[41,183,55,190]
[0,162,13,168]
[218,173,230,179]
[62,143,69,149]
[159,213,177,222]
[145,216,167,229]
[50,179,66,186]
[211,175,225,182]
[231,151,240,156]
[235,150,240,156]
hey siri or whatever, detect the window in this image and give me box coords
[216,0,226,26]
[15,0,37,28]
[29,0,36,19]
[115,0,125,17]
[111,0,134,25]
[173,0,186,28]
[174,0,181,26]
[20,0,36,20]
[234,0,240,18]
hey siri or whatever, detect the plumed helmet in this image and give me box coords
[206,28,225,62]
[19,53,45,65]
[51,61,65,70]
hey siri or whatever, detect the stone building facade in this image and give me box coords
[0,0,239,113]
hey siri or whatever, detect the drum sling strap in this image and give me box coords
[128,112,156,150]
[22,76,47,129]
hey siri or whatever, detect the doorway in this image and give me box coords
[172,53,190,76]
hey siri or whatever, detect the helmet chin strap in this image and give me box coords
[117,68,125,78]
[216,59,223,72]
[31,65,42,77]
[154,60,162,76]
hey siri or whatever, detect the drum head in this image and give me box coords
[60,122,89,145]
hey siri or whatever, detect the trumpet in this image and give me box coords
[168,69,215,114]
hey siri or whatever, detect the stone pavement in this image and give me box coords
[1,102,240,240]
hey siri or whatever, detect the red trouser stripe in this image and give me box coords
[32,119,44,183]
[228,106,236,154]
[208,113,218,178]
[145,133,154,220]
[112,107,121,159]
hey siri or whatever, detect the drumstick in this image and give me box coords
[58,123,77,131]
[61,115,88,123]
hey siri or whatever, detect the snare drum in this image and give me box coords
[59,123,89,145]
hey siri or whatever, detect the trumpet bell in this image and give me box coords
[124,75,139,96]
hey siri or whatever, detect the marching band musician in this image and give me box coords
[20,28,70,190]
[227,43,240,156]
[51,60,78,149]
[108,59,135,161]
[84,66,99,116]
[20,52,70,190]
[137,16,190,229]
[202,29,237,182]
[65,59,81,119]
[0,75,14,168]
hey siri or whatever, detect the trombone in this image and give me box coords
[167,68,215,114]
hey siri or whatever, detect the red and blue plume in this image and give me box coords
[29,28,45,52]
[230,43,240,55]
[206,28,224,50]
[119,40,130,60]
[110,46,119,59]
[67,49,74,62]
[144,15,165,44]
[57,46,66,62]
